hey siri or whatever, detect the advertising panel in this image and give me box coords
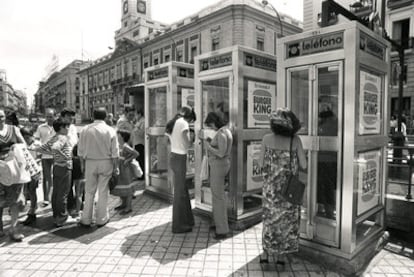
[357,149,381,215]
[246,141,263,191]
[181,88,195,108]
[359,70,382,135]
[247,81,275,128]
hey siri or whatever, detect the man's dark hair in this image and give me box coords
[204,112,225,129]
[165,106,196,134]
[137,108,144,116]
[20,127,34,137]
[60,108,76,117]
[117,130,131,143]
[53,117,71,132]
[93,108,107,120]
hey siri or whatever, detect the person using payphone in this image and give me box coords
[165,106,196,233]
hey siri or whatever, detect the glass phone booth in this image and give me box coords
[278,22,389,274]
[194,46,277,229]
[144,62,195,201]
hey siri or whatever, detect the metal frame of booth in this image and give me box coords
[144,61,195,202]
[277,22,389,274]
[194,45,277,229]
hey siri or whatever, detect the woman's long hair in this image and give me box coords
[165,106,196,134]
[269,108,301,137]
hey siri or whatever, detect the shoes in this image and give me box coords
[259,257,269,264]
[9,232,24,242]
[22,214,36,226]
[172,227,192,234]
[40,201,50,208]
[276,260,286,266]
[114,205,126,211]
[77,222,91,228]
[213,233,228,240]
[120,209,132,215]
[96,220,109,228]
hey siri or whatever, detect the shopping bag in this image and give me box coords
[200,155,209,181]
[130,159,143,178]
[0,152,21,186]
[108,174,119,191]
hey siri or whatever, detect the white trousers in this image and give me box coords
[80,160,113,225]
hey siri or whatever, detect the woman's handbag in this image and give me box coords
[108,174,119,191]
[280,137,305,205]
[200,154,209,181]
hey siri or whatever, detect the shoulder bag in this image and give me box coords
[280,136,305,205]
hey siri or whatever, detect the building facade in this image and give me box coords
[78,0,302,120]
[0,69,28,115]
[34,60,86,115]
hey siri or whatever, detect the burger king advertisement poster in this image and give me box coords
[246,142,263,191]
[357,150,381,215]
[248,81,275,128]
[181,88,195,108]
[359,70,382,135]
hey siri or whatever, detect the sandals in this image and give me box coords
[120,209,132,215]
[9,232,24,242]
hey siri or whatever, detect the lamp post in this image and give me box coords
[262,0,284,37]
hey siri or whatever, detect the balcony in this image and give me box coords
[391,37,414,51]
[387,0,414,9]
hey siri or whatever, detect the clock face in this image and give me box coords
[123,1,128,14]
[137,0,146,14]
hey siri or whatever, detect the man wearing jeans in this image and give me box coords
[78,108,119,227]
[34,108,55,206]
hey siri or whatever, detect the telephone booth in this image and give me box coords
[277,22,389,274]
[144,62,195,201]
[194,45,277,229]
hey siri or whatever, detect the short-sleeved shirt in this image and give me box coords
[170,117,189,155]
[34,123,55,159]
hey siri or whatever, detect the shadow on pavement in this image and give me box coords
[120,218,237,265]
[27,216,117,245]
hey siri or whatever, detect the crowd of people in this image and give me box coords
[0,104,308,268]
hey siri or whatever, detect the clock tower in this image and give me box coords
[116,0,164,43]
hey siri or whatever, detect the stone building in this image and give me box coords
[0,70,28,115]
[35,60,86,115]
[78,0,302,120]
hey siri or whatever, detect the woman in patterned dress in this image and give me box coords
[259,108,307,265]
[0,109,27,241]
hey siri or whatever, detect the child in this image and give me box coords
[71,144,85,218]
[111,130,142,215]
[20,127,41,226]
[32,117,73,227]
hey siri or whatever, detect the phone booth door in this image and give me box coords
[288,61,343,247]
[196,75,231,208]
[146,86,169,188]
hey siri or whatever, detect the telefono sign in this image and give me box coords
[287,32,344,58]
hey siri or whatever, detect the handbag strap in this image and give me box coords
[289,136,294,174]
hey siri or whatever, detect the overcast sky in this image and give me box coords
[0,0,303,107]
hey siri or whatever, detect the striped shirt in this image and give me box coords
[36,134,73,169]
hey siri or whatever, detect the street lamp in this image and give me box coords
[262,0,284,37]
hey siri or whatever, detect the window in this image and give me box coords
[391,97,410,117]
[190,45,197,64]
[149,28,153,34]
[154,58,159,65]
[177,49,183,62]
[392,19,410,49]
[133,30,139,37]
[257,38,264,51]
[391,61,407,86]
[212,38,220,51]
[165,54,170,62]
[132,58,137,78]
[124,60,129,77]
[124,21,128,28]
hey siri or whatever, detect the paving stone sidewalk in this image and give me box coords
[0,191,413,277]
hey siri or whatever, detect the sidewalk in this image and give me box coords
[0,191,413,277]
